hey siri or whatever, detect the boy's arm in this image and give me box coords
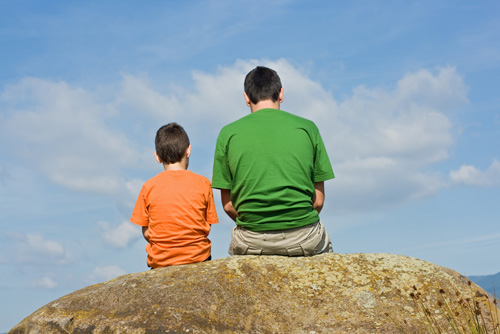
[220,189,238,222]
[142,226,150,242]
[313,181,325,214]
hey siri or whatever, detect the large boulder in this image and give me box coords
[10,253,500,333]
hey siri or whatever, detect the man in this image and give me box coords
[212,66,335,256]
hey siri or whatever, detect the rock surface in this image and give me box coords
[10,253,500,333]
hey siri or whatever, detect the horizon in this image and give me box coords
[1,1,499,332]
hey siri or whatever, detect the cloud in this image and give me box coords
[257,64,466,211]
[99,221,140,248]
[181,61,465,211]
[406,232,500,253]
[0,60,472,214]
[87,265,126,284]
[30,276,58,289]
[118,60,255,136]
[12,234,73,265]
[0,78,146,199]
[449,160,500,187]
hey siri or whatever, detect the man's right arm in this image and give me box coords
[220,188,238,222]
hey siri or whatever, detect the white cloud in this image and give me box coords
[13,234,73,265]
[406,232,500,253]
[245,64,466,211]
[450,160,500,187]
[87,265,126,284]
[0,60,473,214]
[118,60,255,136]
[30,276,58,289]
[99,221,140,248]
[0,78,145,197]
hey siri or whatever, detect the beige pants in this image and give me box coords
[229,221,333,256]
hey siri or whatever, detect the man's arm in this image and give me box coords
[220,188,238,222]
[142,226,150,242]
[313,181,325,214]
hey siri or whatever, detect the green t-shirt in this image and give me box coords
[212,108,334,231]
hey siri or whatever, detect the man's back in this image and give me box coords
[212,108,334,231]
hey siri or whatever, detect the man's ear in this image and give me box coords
[279,87,284,103]
[243,92,252,107]
[185,145,192,158]
[154,152,162,163]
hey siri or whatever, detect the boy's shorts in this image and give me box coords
[229,220,333,256]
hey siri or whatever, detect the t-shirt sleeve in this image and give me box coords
[205,184,219,225]
[211,131,232,189]
[130,184,149,227]
[313,128,335,183]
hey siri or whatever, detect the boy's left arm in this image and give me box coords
[142,226,150,242]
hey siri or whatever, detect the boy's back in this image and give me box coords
[131,170,218,267]
[131,122,218,268]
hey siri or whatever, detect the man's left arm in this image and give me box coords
[313,181,325,214]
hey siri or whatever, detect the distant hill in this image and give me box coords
[469,271,500,296]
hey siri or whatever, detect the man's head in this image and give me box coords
[155,122,190,165]
[244,66,282,105]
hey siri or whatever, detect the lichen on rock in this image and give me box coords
[9,253,500,334]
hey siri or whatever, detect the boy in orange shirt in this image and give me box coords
[131,122,219,268]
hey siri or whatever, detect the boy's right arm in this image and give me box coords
[220,189,238,222]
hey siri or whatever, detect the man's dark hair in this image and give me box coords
[244,66,282,104]
[155,122,190,164]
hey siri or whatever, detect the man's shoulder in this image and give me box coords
[280,109,319,129]
[216,115,251,140]
[220,113,252,129]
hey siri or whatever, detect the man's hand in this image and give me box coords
[220,189,238,222]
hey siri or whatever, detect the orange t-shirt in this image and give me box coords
[131,170,219,267]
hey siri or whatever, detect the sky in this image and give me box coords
[1,0,499,331]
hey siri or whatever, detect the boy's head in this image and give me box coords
[244,66,282,105]
[155,123,190,165]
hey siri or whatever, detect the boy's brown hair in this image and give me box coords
[155,123,190,164]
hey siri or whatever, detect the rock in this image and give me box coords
[9,253,500,333]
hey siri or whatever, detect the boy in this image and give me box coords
[212,66,334,256]
[131,122,219,268]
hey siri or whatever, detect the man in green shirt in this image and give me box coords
[212,66,335,256]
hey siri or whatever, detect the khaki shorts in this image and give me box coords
[229,221,333,256]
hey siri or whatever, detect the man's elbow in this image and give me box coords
[313,201,324,214]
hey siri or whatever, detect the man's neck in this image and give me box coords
[250,100,280,113]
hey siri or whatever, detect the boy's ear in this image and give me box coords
[243,92,252,107]
[279,87,284,103]
[185,145,192,158]
[154,152,162,163]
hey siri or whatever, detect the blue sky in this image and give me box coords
[1,0,499,331]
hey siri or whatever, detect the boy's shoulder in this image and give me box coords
[144,170,211,187]
[185,170,211,184]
